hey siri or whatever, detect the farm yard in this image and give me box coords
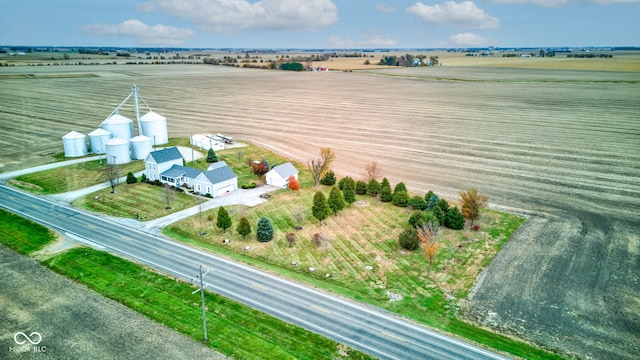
[1,59,639,359]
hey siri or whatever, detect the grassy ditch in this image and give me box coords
[73,181,206,221]
[0,208,56,254]
[44,247,372,360]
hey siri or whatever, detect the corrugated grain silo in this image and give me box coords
[102,113,133,141]
[140,111,168,145]
[88,128,112,154]
[62,131,88,157]
[105,137,131,164]
[130,135,153,160]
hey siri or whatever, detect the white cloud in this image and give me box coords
[446,32,494,47]
[79,19,195,46]
[327,33,397,48]
[407,1,499,30]
[375,4,396,13]
[138,0,338,33]
[491,0,639,6]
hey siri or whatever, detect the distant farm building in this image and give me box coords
[190,134,225,151]
[265,162,298,188]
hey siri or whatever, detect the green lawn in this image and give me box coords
[165,186,561,359]
[186,142,314,188]
[10,160,145,194]
[45,247,373,360]
[73,181,206,221]
[0,208,56,254]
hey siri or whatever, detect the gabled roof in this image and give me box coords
[206,161,228,171]
[147,147,182,163]
[161,164,202,179]
[197,163,237,185]
[270,162,298,179]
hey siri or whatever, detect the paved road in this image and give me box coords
[0,184,509,360]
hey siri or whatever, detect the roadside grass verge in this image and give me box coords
[73,182,206,221]
[0,208,56,254]
[44,247,373,360]
[9,160,144,194]
[165,187,562,359]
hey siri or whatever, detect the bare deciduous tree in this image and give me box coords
[307,147,335,187]
[418,222,441,270]
[163,184,176,210]
[364,161,382,181]
[105,163,119,193]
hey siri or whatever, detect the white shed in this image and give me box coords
[265,162,298,188]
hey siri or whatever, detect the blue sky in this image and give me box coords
[1,0,638,48]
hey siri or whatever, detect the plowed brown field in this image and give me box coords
[1,64,638,359]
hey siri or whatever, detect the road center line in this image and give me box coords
[383,332,406,342]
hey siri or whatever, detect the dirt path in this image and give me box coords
[0,245,228,360]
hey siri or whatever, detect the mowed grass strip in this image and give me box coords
[0,208,56,254]
[44,247,373,360]
[73,182,206,221]
[10,160,144,194]
[165,186,562,359]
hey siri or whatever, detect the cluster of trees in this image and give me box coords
[567,53,613,58]
[399,188,489,269]
[378,54,439,67]
[215,206,274,243]
[279,62,304,71]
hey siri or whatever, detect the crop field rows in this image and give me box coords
[1,64,639,359]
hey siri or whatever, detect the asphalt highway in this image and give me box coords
[0,184,510,360]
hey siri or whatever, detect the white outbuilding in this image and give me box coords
[265,162,298,188]
[88,128,112,154]
[190,134,224,151]
[62,131,88,158]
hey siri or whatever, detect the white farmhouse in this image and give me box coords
[192,161,238,197]
[265,162,298,188]
[159,164,202,188]
[145,147,183,182]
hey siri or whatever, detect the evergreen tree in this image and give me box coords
[392,190,409,207]
[393,182,407,196]
[126,171,137,184]
[355,180,368,195]
[206,148,218,163]
[409,210,428,228]
[328,186,345,214]
[436,198,450,215]
[426,194,440,211]
[380,178,392,202]
[311,191,329,223]
[408,195,427,210]
[433,206,446,225]
[424,190,435,204]
[236,217,251,239]
[319,170,337,186]
[216,206,232,233]
[399,227,420,251]
[256,216,274,242]
[445,206,466,230]
[367,178,380,197]
[342,177,356,205]
[337,177,347,190]
[140,173,147,183]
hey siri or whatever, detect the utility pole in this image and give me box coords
[191,265,210,343]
